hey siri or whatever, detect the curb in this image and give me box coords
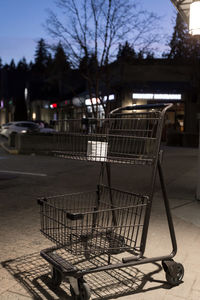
[0,142,19,154]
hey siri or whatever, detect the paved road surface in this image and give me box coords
[0,141,200,299]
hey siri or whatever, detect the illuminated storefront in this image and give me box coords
[131,92,184,131]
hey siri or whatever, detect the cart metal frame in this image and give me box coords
[38,103,184,299]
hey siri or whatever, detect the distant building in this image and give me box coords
[0,59,199,146]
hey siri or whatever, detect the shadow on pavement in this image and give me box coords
[1,250,176,300]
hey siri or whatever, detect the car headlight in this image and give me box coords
[21,130,27,133]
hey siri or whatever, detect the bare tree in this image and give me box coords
[46,0,160,116]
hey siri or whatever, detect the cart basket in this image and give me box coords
[50,104,171,165]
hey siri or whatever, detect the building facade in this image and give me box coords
[0,59,199,146]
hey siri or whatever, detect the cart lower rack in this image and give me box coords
[38,185,149,257]
[38,184,184,299]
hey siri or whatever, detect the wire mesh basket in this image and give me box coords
[52,109,162,165]
[38,185,149,256]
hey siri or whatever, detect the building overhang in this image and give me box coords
[170,0,192,25]
[171,0,200,35]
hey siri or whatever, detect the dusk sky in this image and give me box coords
[0,0,177,64]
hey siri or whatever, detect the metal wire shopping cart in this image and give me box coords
[38,103,184,299]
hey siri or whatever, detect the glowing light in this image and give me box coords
[32,112,36,120]
[189,1,200,36]
[85,94,115,105]
[132,93,182,100]
[50,103,58,108]
[103,94,115,101]
[132,93,153,99]
[85,98,100,105]
[154,94,182,100]
[24,88,28,100]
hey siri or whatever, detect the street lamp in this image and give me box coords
[170,0,200,200]
[170,0,200,35]
[189,1,200,35]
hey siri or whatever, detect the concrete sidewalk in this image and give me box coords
[0,145,200,300]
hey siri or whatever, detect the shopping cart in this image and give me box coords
[38,103,184,299]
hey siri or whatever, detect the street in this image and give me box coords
[0,140,200,299]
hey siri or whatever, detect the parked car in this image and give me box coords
[33,120,56,133]
[0,123,13,137]
[0,121,39,138]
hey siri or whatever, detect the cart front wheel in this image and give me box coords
[70,279,91,300]
[162,260,184,286]
[79,281,91,300]
[50,266,62,287]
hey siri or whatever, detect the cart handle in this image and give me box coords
[110,103,174,114]
[66,212,84,221]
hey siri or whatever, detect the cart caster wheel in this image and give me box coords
[70,279,91,300]
[70,285,77,299]
[79,280,91,300]
[162,260,184,286]
[50,266,62,287]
